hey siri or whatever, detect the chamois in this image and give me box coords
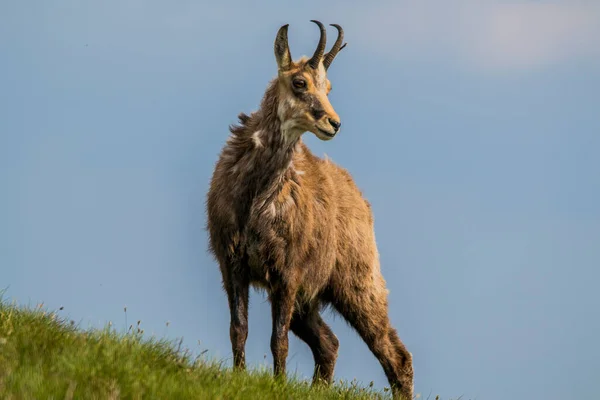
[206,21,414,399]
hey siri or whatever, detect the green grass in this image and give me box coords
[0,298,392,399]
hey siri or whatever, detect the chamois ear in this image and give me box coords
[274,24,292,72]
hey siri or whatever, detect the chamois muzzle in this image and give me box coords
[328,118,341,133]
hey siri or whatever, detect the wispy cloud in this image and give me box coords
[355,1,600,72]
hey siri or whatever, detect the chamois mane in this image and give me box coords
[206,21,414,400]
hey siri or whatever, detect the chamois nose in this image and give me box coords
[328,118,341,132]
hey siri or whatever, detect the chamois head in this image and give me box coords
[274,20,347,141]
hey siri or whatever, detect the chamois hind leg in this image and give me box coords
[290,304,339,385]
[332,275,414,400]
[221,259,250,370]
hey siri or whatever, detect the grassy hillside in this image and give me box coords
[0,299,391,399]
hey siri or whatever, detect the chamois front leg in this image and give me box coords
[269,279,299,378]
[222,260,250,370]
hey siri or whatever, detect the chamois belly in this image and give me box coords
[243,222,335,303]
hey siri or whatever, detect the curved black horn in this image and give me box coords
[307,20,327,69]
[323,24,346,70]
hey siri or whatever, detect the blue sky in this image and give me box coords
[1,1,599,399]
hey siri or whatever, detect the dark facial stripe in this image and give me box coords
[292,84,327,121]
[309,95,325,120]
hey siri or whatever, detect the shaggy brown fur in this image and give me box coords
[206,21,414,399]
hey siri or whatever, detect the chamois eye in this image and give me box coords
[292,79,306,89]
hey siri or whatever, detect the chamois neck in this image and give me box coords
[225,79,302,199]
[253,79,302,153]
